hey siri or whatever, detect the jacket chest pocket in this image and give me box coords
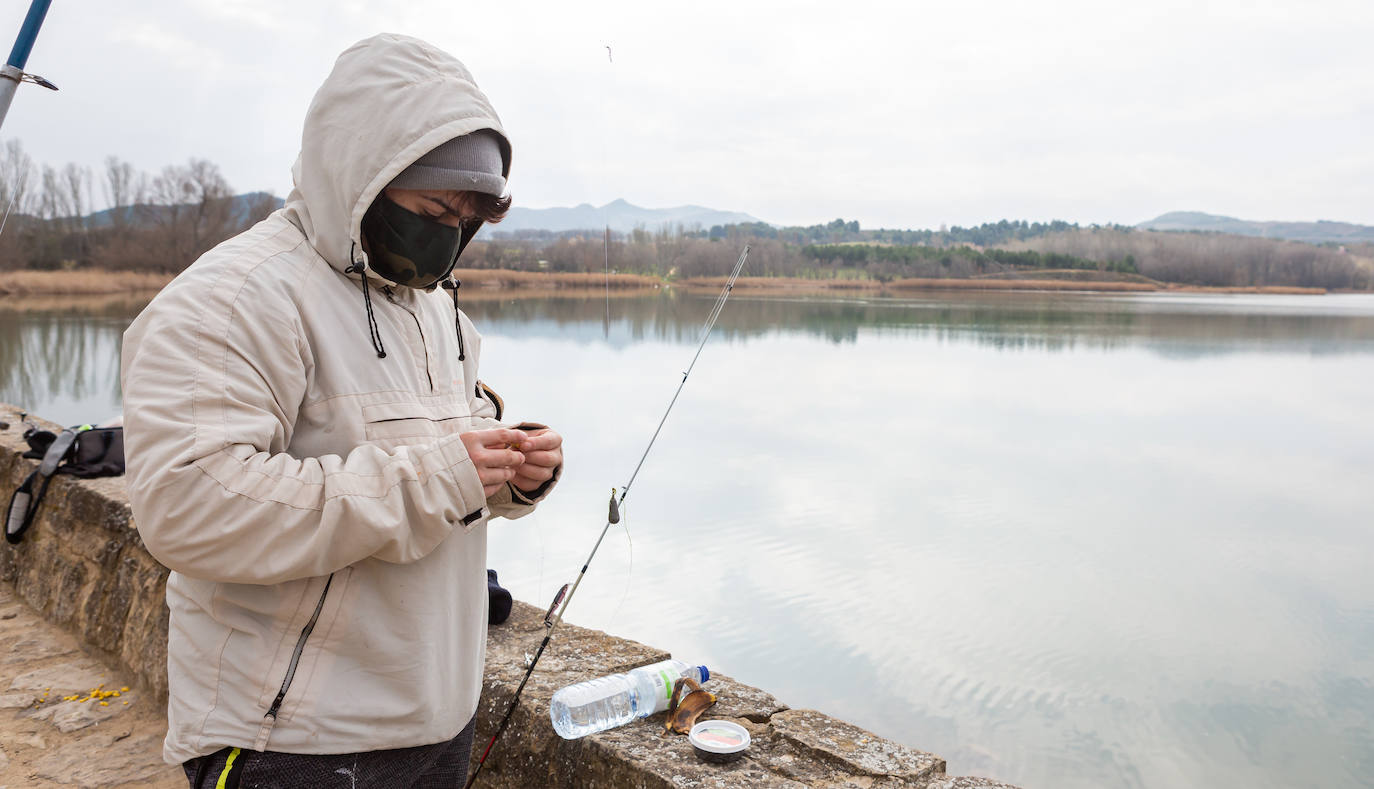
[361,400,471,450]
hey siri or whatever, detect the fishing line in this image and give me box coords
[602,44,613,339]
[598,40,635,623]
[606,498,633,626]
[465,245,750,789]
[532,507,547,614]
[0,189,18,240]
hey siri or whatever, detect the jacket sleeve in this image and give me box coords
[121,273,490,586]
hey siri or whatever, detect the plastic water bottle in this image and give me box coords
[549,659,710,739]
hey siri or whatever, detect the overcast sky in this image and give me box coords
[3,0,1370,229]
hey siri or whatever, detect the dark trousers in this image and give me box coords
[183,716,476,788]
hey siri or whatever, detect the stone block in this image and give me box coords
[33,732,174,786]
[927,778,1026,789]
[29,698,128,733]
[8,661,109,693]
[469,602,966,789]
[0,693,36,709]
[766,709,944,784]
[0,408,170,702]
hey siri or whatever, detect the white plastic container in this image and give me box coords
[549,659,710,739]
[689,719,751,763]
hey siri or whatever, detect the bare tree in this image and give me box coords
[142,158,235,271]
[242,191,279,226]
[0,139,38,270]
[102,156,145,229]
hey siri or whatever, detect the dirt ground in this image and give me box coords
[0,583,182,789]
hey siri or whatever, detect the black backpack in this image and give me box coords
[6,421,125,544]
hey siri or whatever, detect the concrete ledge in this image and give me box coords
[0,411,170,702]
[0,404,1022,787]
[472,602,1017,788]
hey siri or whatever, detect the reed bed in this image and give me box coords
[453,286,663,302]
[453,269,661,289]
[0,268,1326,300]
[887,278,1159,292]
[679,275,1161,293]
[973,268,1162,285]
[1162,284,1326,295]
[677,276,884,291]
[0,269,173,296]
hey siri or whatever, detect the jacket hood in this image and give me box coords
[282,34,511,281]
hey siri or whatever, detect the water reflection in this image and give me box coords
[3,290,1374,789]
[0,295,149,426]
[460,290,1374,356]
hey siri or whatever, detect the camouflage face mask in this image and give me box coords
[360,196,463,289]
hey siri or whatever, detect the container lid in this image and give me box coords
[689,720,750,754]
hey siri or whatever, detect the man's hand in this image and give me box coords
[459,428,528,497]
[510,427,563,494]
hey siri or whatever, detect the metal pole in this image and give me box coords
[0,0,54,131]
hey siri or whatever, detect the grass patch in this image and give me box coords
[0,269,173,295]
[454,269,661,289]
[678,276,884,291]
[678,274,1159,293]
[888,277,1158,292]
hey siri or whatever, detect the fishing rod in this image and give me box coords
[0,0,58,132]
[0,0,58,243]
[465,245,750,788]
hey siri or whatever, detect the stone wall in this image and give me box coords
[0,410,169,701]
[0,404,1021,788]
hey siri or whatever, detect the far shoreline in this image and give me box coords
[0,267,1330,298]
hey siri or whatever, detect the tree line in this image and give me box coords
[2,141,1369,290]
[680,217,1105,247]
[1004,229,1373,291]
[0,140,275,273]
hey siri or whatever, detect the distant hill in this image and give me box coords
[77,195,760,237]
[1138,211,1374,245]
[494,198,764,234]
[84,192,284,228]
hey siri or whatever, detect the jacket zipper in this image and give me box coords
[265,573,334,720]
[383,288,434,391]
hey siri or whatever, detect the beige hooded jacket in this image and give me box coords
[120,34,554,763]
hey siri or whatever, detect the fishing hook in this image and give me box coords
[465,245,750,788]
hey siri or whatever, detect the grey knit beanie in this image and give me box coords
[389,129,508,195]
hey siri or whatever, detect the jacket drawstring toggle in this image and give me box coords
[442,277,466,361]
[347,242,388,359]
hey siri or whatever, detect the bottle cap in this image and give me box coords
[688,719,750,763]
[699,665,710,683]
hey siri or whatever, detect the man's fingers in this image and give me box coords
[524,431,562,451]
[462,427,559,500]
[473,446,524,468]
[513,464,554,484]
[512,472,547,491]
[476,464,518,487]
[470,427,531,448]
[518,449,559,468]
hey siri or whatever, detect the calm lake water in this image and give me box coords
[3,288,1373,789]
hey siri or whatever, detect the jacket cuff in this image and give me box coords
[510,461,562,505]
[510,422,558,504]
[486,480,513,509]
[439,432,489,532]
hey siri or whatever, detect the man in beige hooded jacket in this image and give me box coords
[121,34,560,786]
